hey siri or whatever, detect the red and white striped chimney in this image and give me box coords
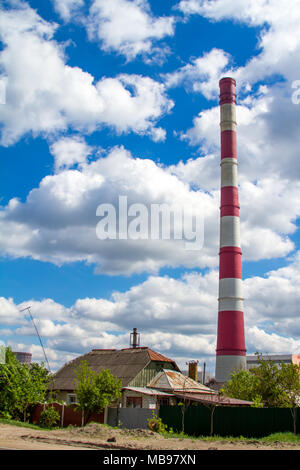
[215,77,246,384]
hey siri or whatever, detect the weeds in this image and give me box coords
[0,417,57,431]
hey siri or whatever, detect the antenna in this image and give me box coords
[20,306,51,373]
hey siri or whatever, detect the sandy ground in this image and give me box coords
[0,422,300,451]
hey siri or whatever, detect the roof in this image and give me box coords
[247,354,293,362]
[175,392,253,407]
[123,386,173,397]
[247,354,300,366]
[148,369,216,394]
[52,348,179,391]
[147,348,177,364]
[120,347,178,366]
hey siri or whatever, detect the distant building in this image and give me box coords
[247,354,300,369]
[13,351,32,365]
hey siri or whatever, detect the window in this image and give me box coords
[126,397,142,408]
[67,393,78,404]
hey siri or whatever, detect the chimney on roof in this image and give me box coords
[188,360,198,382]
[130,328,140,348]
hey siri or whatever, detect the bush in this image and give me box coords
[0,411,12,420]
[40,406,60,428]
[147,412,167,434]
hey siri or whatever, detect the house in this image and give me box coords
[51,343,180,406]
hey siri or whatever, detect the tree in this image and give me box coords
[221,352,300,415]
[0,347,51,421]
[220,369,261,405]
[277,362,300,433]
[249,353,289,407]
[74,360,122,426]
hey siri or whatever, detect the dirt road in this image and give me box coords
[0,422,299,451]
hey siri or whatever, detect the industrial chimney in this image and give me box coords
[215,78,246,384]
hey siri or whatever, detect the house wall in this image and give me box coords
[122,390,157,409]
[52,390,121,408]
[292,355,300,366]
[129,361,176,387]
[50,390,71,403]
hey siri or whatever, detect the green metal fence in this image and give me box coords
[159,404,300,437]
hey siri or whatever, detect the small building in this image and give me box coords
[148,369,216,396]
[120,369,218,409]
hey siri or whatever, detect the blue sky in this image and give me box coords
[1,0,300,374]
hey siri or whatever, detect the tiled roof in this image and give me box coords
[147,348,178,365]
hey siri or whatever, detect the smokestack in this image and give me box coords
[130,328,140,348]
[215,78,246,384]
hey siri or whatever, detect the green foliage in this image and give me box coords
[0,410,12,419]
[40,406,60,428]
[0,347,51,421]
[220,369,259,403]
[74,360,122,425]
[250,395,264,408]
[221,352,300,410]
[0,418,51,430]
[147,411,168,434]
[261,432,300,444]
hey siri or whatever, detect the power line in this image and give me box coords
[20,306,51,373]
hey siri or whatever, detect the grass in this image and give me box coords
[261,432,300,444]
[0,417,58,431]
[161,429,300,444]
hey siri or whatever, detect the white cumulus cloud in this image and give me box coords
[0,3,173,145]
[86,0,175,63]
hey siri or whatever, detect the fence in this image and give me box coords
[32,404,153,429]
[107,407,157,429]
[159,404,300,438]
[31,403,104,427]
